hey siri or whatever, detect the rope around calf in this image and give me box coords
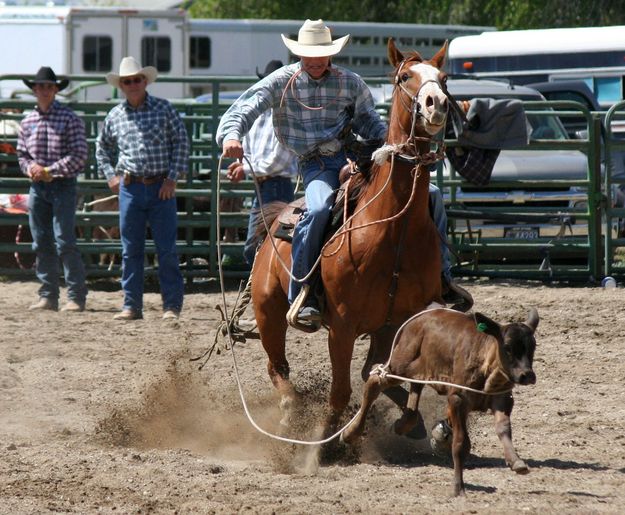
[369,307,513,396]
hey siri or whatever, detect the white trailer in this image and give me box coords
[0,6,188,100]
[187,18,494,95]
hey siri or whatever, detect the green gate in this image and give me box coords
[0,76,611,282]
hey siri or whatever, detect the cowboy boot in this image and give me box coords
[441,275,474,313]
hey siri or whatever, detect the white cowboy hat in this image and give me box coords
[281,19,350,58]
[105,56,158,88]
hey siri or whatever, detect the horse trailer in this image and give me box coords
[0,5,188,100]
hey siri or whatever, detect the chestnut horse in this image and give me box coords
[251,39,450,439]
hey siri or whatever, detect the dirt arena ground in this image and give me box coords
[1,277,624,514]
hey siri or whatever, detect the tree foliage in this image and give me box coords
[189,0,625,29]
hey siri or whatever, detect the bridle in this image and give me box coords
[387,59,449,163]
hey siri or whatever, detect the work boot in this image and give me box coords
[61,300,85,312]
[296,297,322,323]
[29,297,58,311]
[441,275,474,313]
[162,309,180,320]
[113,309,143,320]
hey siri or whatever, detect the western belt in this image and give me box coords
[122,172,168,185]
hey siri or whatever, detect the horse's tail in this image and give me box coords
[251,201,287,248]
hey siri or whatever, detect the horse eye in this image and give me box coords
[401,73,410,83]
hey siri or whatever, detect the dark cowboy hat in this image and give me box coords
[23,67,69,91]
[256,60,284,79]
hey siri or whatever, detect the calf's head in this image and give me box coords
[475,308,539,386]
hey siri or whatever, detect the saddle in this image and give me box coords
[272,137,383,242]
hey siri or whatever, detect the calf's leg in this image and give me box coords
[340,374,389,444]
[393,383,425,435]
[448,393,471,497]
[492,395,529,474]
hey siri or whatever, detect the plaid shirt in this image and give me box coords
[241,110,298,178]
[96,94,189,181]
[216,62,387,157]
[17,101,87,179]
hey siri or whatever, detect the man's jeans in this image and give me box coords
[28,179,87,304]
[429,183,451,278]
[288,154,344,304]
[118,181,183,313]
[244,176,294,266]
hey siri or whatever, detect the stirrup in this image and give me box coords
[286,284,322,333]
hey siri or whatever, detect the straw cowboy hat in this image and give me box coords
[256,59,284,79]
[23,67,69,91]
[105,56,158,88]
[281,19,349,58]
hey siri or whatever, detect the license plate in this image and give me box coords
[504,226,539,239]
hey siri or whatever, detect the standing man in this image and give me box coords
[96,57,189,321]
[217,20,387,325]
[225,59,298,267]
[17,66,88,312]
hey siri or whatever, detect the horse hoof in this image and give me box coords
[512,459,530,474]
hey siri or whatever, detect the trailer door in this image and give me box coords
[70,14,123,100]
[127,15,187,99]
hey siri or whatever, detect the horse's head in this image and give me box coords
[387,39,449,138]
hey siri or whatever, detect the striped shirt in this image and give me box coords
[216,62,387,157]
[96,93,189,181]
[17,100,87,179]
[241,110,298,179]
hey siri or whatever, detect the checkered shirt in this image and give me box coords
[241,110,298,178]
[96,94,189,181]
[17,101,87,179]
[216,62,387,157]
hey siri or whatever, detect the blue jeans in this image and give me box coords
[118,181,183,313]
[429,183,451,279]
[245,176,294,266]
[288,154,344,304]
[28,179,87,304]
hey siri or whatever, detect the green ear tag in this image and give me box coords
[477,322,487,332]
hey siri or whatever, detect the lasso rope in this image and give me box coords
[192,153,360,446]
[368,307,513,396]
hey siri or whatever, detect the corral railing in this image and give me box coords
[602,100,625,278]
[436,101,603,281]
[0,76,615,282]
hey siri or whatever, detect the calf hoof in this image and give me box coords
[403,417,427,440]
[393,411,427,440]
[430,419,453,455]
[511,459,530,474]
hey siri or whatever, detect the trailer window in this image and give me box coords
[142,37,171,72]
[190,36,211,69]
[83,36,112,72]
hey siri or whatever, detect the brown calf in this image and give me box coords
[342,307,539,496]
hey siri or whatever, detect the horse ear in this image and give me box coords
[429,40,449,69]
[387,38,404,67]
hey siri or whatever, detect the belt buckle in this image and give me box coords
[318,139,341,156]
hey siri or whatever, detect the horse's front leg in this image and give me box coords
[323,327,357,437]
[256,299,296,432]
[492,394,529,474]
